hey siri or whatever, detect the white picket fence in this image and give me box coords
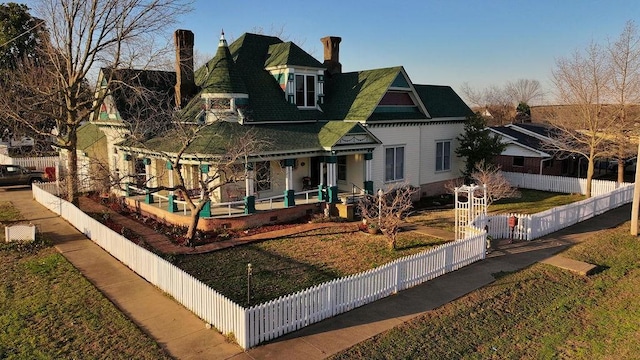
[245,233,485,347]
[32,182,486,349]
[473,172,635,241]
[32,183,246,345]
[502,172,633,196]
[0,152,58,172]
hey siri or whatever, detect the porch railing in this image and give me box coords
[254,189,317,210]
[125,186,319,217]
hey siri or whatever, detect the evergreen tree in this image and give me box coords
[456,112,507,179]
[0,3,46,71]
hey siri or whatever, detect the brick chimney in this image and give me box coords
[174,29,196,108]
[321,36,342,76]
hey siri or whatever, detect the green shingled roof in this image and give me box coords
[414,85,473,118]
[132,120,378,156]
[265,42,324,69]
[77,122,106,151]
[95,68,176,126]
[198,41,247,95]
[321,67,403,121]
[77,122,108,160]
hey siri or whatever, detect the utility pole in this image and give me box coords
[631,141,640,235]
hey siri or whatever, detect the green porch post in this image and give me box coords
[144,158,154,204]
[167,194,178,213]
[197,164,210,216]
[199,200,211,218]
[244,195,255,214]
[364,152,374,194]
[326,155,339,203]
[284,190,295,207]
[124,153,132,197]
[166,162,178,212]
[284,158,296,207]
[145,190,154,204]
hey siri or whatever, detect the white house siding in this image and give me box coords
[338,154,365,193]
[501,143,544,157]
[368,122,464,197]
[368,124,421,191]
[419,122,465,185]
[100,127,129,181]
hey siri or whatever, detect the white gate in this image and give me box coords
[454,184,487,240]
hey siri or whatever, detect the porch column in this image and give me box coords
[124,154,132,196]
[326,155,339,203]
[144,158,154,204]
[244,163,255,214]
[363,152,374,195]
[199,164,211,218]
[318,157,326,201]
[166,162,178,213]
[284,159,295,207]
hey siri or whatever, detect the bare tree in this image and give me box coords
[470,161,520,205]
[0,0,191,205]
[144,125,266,243]
[357,185,417,250]
[461,82,533,125]
[607,20,640,182]
[547,41,615,197]
[504,79,545,105]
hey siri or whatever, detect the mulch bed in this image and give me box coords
[84,193,313,247]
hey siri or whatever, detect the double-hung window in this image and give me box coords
[436,140,451,172]
[295,74,316,107]
[385,146,404,182]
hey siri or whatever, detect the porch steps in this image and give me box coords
[541,255,598,276]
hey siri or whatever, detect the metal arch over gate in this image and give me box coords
[454,184,487,240]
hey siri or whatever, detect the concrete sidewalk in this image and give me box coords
[2,187,631,359]
[238,203,631,360]
[1,188,245,360]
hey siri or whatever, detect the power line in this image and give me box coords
[0,20,44,49]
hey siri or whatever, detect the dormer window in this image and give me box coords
[295,74,316,107]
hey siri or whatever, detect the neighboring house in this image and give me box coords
[79,29,472,221]
[489,123,567,176]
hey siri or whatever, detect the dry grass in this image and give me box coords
[0,202,172,359]
[407,189,585,233]
[332,223,640,359]
[174,227,447,305]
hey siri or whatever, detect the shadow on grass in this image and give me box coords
[174,244,343,306]
[395,239,450,251]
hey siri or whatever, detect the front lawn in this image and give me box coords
[331,222,640,359]
[173,228,447,305]
[407,189,585,233]
[0,202,171,359]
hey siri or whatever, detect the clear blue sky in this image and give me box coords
[16,0,640,103]
[179,0,640,103]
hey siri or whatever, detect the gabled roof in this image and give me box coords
[221,33,320,122]
[414,85,474,119]
[77,122,109,161]
[265,42,324,69]
[321,66,408,121]
[490,123,555,156]
[77,122,106,151]
[96,68,176,125]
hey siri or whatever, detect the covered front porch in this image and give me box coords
[123,149,375,206]
[114,120,382,228]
